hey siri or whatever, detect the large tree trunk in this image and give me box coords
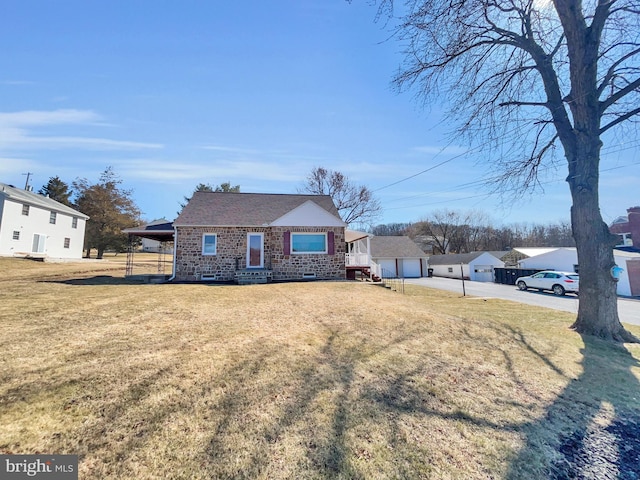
[556,2,638,343]
[566,143,637,342]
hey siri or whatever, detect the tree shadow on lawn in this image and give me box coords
[203,323,427,479]
[506,335,640,479]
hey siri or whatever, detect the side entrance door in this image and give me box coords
[32,233,46,253]
[247,233,264,268]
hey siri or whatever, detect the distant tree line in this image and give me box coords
[370,209,574,254]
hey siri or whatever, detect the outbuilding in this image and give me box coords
[427,252,506,282]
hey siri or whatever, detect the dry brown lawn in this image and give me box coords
[1,256,639,479]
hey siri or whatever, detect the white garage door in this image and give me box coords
[402,259,422,278]
[378,259,397,277]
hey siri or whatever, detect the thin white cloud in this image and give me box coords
[118,158,306,183]
[0,109,163,151]
[0,109,101,126]
[200,145,262,155]
[27,136,163,150]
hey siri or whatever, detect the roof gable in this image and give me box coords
[271,200,346,227]
[174,192,343,227]
[0,182,88,219]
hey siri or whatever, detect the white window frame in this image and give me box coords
[64,237,71,249]
[72,217,78,229]
[291,232,327,254]
[49,211,57,224]
[202,234,217,255]
[22,204,30,216]
[12,231,20,240]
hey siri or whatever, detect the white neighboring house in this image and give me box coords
[513,247,640,297]
[427,252,506,282]
[0,183,89,260]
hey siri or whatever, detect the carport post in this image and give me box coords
[460,263,466,296]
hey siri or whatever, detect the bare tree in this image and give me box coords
[374,0,639,342]
[299,167,382,227]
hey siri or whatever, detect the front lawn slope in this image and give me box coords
[0,258,638,479]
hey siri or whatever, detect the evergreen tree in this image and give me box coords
[39,176,72,206]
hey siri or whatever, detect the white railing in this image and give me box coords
[369,260,382,279]
[345,252,371,266]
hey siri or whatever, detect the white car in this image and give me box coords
[515,271,579,296]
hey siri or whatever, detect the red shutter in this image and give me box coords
[283,231,290,255]
[327,231,335,255]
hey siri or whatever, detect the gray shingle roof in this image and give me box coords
[427,252,488,265]
[0,182,89,218]
[174,192,341,226]
[370,236,427,258]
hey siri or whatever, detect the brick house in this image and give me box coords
[172,192,346,283]
[610,206,640,248]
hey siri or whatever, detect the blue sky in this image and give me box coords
[1,1,637,227]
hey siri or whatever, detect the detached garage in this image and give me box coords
[428,252,506,282]
[370,236,428,278]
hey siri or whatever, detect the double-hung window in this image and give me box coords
[64,238,71,248]
[49,212,57,224]
[72,217,78,229]
[202,234,217,255]
[22,204,30,216]
[291,233,327,254]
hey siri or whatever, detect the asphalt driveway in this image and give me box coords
[405,276,640,327]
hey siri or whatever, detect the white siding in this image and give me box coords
[518,248,578,272]
[0,198,86,259]
[430,264,469,279]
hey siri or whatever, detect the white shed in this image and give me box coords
[427,252,505,282]
[0,183,89,259]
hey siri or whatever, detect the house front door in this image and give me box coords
[247,233,264,268]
